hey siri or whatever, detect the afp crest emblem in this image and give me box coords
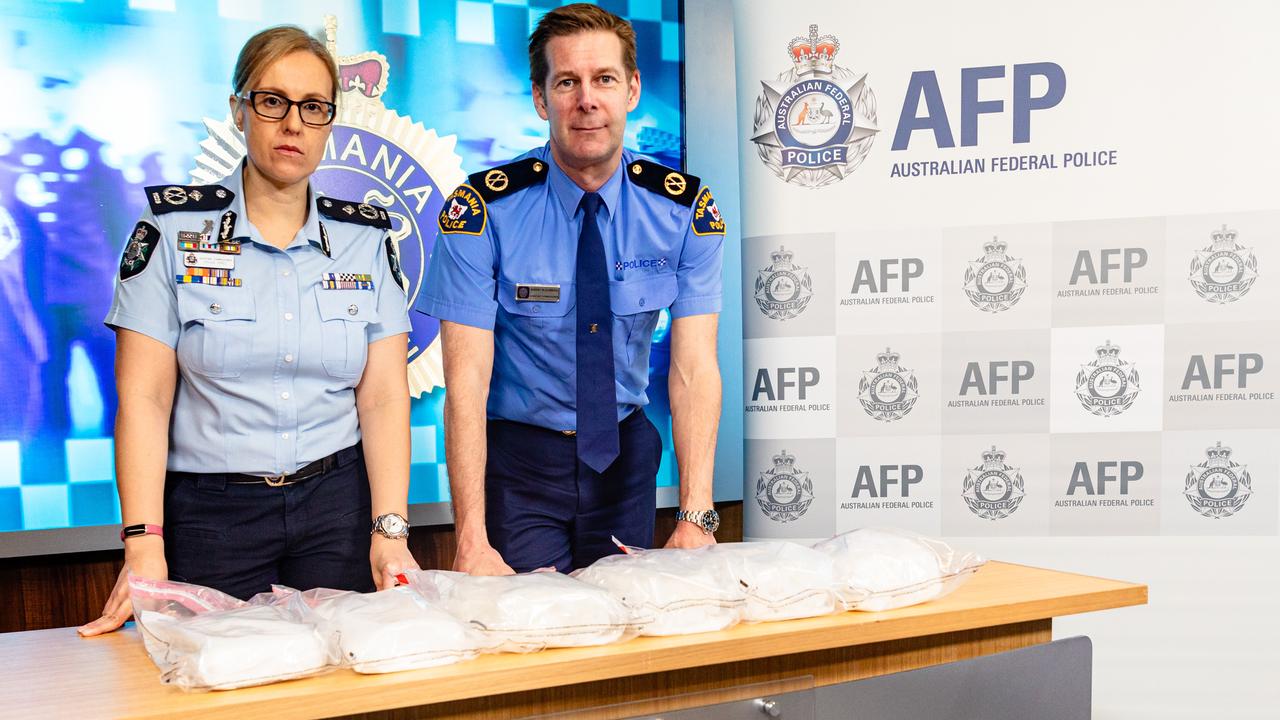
[858,348,919,422]
[754,246,813,320]
[750,24,879,188]
[963,236,1027,313]
[962,446,1025,520]
[1188,224,1258,304]
[1184,441,1253,519]
[1074,340,1140,417]
[189,16,464,397]
[755,449,815,523]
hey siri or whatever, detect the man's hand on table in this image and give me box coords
[78,535,167,637]
[453,538,516,575]
[664,519,718,550]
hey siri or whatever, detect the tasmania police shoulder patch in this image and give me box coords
[119,221,160,281]
[468,157,547,204]
[438,185,487,236]
[690,186,727,236]
[316,197,392,230]
[145,184,234,215]
[627,159,700,208]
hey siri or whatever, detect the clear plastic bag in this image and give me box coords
[275,585,492,673]
[406,569,640,652]
[571,547,745,636]
[705,542,842,622]
[128,575,334,691]
[812,528,987,612]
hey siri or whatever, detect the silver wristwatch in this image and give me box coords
[675,508,720,535]
[371,512,410,540]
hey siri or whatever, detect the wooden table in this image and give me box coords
[0,561,1146,719]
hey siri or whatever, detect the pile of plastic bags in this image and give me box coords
[129,528,985,691]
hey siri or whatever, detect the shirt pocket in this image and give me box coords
[175,286,257,379]
[316,288,376,379]
[610,272,678,365]
[496,278,575,328]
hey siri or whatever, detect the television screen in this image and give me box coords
[0,0,685,550]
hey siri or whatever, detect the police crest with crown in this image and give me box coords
[750,24,879,188]
[1074,340,1141,417]
[1184,441,1253,519]
[754,245,813,320]
[963,236,1028,313]
[1188,224,1258,305]
[756,449,815,524]
[962,445,1026,521]
[858,347,919,422]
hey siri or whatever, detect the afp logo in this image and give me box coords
[1075,340,1140,417]
[755,449,815,523]
[963,236,1027,313]
[755,246,814,320]
[1184,441,1253,519]
[858,347,919,422]
[750,24,879,188]
[962,445,1025,520]
[1188,224,1258,304]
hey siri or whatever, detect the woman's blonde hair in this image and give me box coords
[232,25,339,101]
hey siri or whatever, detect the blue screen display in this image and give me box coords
[0,0,685,534]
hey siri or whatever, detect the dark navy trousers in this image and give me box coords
[163,444,374,600]
[485,410,661,573]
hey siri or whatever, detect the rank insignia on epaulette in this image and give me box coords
[386,237,407,293]
[467,157,547,204]
[146,184,234,215]
[316,197,392,230]
[627,159,700,207]
[691,187,727,236]
[218,211,238,244]
[120,221,160,281]
[438,185,487,236]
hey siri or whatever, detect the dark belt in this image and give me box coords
[224,445,358,487]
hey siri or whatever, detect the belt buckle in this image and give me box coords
[264,473,290,487]
[560,430,577,437]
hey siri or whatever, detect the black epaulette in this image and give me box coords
[468,157,548,204]
[626,159,700,207]
[145,184,234,215]
[316,197,392,230]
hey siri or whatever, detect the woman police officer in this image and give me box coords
[79,26,417,636]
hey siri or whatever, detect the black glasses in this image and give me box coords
[241,90,336,127]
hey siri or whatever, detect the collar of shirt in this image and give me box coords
[543,144,625,225]
[222,161,325,253]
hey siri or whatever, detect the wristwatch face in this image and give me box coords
[701,509,721,534]
[377,513,408,536]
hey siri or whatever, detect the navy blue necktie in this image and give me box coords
[575,192,620,472]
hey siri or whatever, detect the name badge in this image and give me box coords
[515,283,560,302]
[183,251,235,270]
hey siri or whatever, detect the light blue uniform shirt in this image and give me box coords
[105,166,411,474]
[416,144,725,432]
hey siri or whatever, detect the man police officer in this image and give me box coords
[416,3,726,574]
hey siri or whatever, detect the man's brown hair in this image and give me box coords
[528,3,638,88]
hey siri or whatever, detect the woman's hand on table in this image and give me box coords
[77,535,167,637]
[371,534,421,590]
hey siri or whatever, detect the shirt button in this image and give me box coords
[209,303,222,315]
[284,354,294,363]
[639,298,645,307]
[281,392,290,400]
[532,305,540,313]
[282,270,291,277]
[281,433,289,439]
[347,304,358,316]
[284,312,294,321]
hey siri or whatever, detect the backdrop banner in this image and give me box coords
[732,1,1279,717]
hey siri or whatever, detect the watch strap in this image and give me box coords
[120,523,163,541]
